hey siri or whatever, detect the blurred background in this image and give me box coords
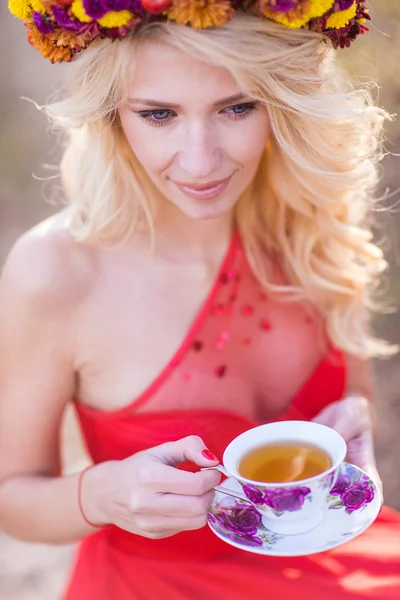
[1,1,400,598]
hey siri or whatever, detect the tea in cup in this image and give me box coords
[221,421,347,535]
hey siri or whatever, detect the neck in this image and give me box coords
[152,207,235,265]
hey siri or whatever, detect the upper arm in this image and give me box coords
[0,228,80,484]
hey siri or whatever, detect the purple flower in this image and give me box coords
[32,12,54,35]
[215,505,262,536]
[129,0,145,14]
[242,484,265,506]
[227,532,264,547]
[105,0,133,9]
[330,474,351,496]
[264,486,311,512]
[269,0,298,12]
[52,6,83,32]
[340,482,375,513]
[79,0,143,19]
[337,0,354,9]
[83,0,108,19]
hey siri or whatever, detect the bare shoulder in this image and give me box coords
[0,212,96,312]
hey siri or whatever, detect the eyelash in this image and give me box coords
[133,102,259,128]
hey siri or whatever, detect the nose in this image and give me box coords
[177,121,221,180]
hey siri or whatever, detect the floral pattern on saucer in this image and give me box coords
[208,504,282,549]
[327,462,375,514]
[207,462,381,557]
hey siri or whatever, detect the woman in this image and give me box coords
[1,1,400,598]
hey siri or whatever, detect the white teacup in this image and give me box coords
[220,421,347,535]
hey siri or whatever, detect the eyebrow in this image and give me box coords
[127,93,251,108]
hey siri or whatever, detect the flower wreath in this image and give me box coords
[9,0,371,63]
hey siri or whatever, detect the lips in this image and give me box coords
[172,175,233,200]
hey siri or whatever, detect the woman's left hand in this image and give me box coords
[312,395,383,495]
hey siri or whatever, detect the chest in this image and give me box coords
[74,247,327,418]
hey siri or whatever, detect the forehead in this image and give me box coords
[129,41,243,104]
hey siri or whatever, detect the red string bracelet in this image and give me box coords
[77,465,103,529]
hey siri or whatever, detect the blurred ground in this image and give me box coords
[1,2,400,598]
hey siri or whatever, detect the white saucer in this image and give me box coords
[207,462,382,557]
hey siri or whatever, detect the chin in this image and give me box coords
[179,198,236,221]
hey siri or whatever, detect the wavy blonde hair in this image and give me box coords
[45,13,394,358]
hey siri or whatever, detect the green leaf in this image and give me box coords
[329,501,343,510]
[259,533,276,546]
[327,494,338,500]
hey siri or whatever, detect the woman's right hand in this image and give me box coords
[81,436,222,539]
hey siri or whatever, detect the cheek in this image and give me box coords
[120,111,171,174]
[134,137,171,175]
[228,116,270,167]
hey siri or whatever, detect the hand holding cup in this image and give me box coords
[80,435,221,539]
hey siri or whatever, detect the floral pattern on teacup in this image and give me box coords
[317,471,336,491]
[241,485,265,506]
[208,504,281,548]
[264,486,312,513]
[327,464,375,515]
[241,484,312,517]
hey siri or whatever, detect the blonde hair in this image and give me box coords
[45,13,395,358]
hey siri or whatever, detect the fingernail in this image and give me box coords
[202,449,219,461]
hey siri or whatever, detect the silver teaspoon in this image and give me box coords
[201,466,261,510]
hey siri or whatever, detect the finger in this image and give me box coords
[311,402,338,427]
[313,410,361,442]
[330,419,363,443]
[312,399,372,442]
[148,435,220,468]
[331,417,371,444]
[118,519,180,540]
[340,431,383,499]
[345,428,376,466]
[136,461,221,495]
[132,489,216,518]
[135,514,209,537]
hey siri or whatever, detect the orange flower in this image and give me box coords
[168,0,234,28]
[25,18,87,63]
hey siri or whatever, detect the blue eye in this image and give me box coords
[224,102,259,118]
[149,110,172,121]
[133,101,259,128]
[231,104,252,114]
[135,109,176,127]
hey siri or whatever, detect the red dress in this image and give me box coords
[64,232,400,599]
